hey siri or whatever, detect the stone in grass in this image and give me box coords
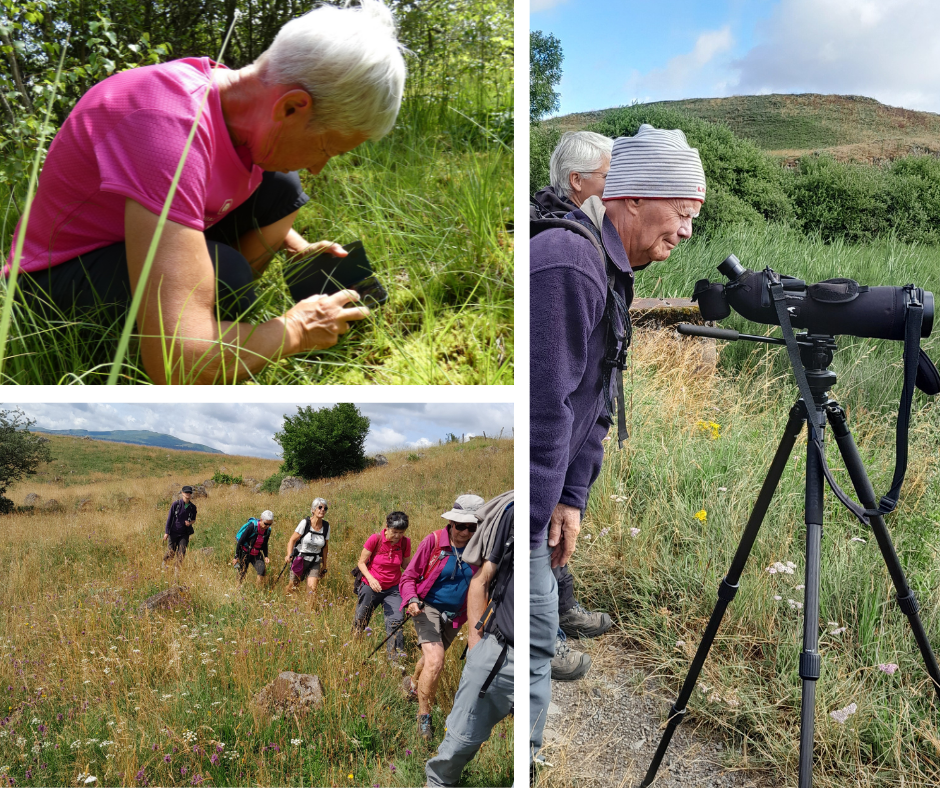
[199,547,215,556]
[24,493,41,506]
[278,476,306,494]
[42,499,63,512]
[252,672,324,720]
[139,586,190,613]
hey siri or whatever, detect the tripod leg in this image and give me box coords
[798,426,825,788]
[826,402,940,701]
[640,402,806,788]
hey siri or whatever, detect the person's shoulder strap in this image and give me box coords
[531,215,605,262]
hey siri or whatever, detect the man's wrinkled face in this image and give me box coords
[181,492,192,504]
[628,198,701,268]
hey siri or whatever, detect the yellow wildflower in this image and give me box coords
[694,510,707,523]
[696,420,721,439]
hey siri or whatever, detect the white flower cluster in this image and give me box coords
[766,561,796,575]
[183,730,197,742]
[291,739,303,746]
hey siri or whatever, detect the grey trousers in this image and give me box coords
[530,540,558,761]
[425,633,514,787]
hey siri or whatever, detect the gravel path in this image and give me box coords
[534,637,774,788]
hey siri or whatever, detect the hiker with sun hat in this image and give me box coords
[399,494,483,741]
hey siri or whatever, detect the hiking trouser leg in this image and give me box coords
[354,583,379,626]
[381,586,405,652]
[530,541,557,762]
[552,564,576,615]
[425,635,514,787]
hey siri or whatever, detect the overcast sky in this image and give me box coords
[532,0,940,116]
[6,403,514,459]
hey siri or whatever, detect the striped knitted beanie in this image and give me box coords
[603,124,706,203]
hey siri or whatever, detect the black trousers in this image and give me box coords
[552,565,576,615]
[17,171,323,321]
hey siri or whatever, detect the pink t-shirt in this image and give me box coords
[363,529,412,590]
[8,57,264,273]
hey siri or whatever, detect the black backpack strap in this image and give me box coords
[478,641,509,698]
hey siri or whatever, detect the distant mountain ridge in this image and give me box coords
[554,94,940,163]
[36,428,225,454]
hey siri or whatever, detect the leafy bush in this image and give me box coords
[407,453,420,461]
[0,409,53,512]
[530,122,561,194]
[259,472,286,494]
[212,471,243,486]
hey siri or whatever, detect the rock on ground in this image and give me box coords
[252,672,324,718]
[279,476,306,494]
[535,637,773,788]
[373,455,389,466]
[139,586,190,613]
[24,493,40,506]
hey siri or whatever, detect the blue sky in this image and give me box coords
[532,0,940,116]
[6,403,514,459]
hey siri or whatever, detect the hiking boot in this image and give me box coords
[402,675,418,701]
[559,602,612,639]
[551,637,591,681]
[418,713,433,740]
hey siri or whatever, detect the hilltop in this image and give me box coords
[35,428,225,454]
[28,433,276,487]
[553,94,940,164]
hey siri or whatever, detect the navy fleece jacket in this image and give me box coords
[530,208,634,548]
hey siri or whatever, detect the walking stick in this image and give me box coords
[363,602,424,662]
[274,556,292,585]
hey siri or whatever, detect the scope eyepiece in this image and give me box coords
[718,254,747,282]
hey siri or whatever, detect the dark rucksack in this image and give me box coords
[531,213,632,447]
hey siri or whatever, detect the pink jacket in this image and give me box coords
[399,527,478,628]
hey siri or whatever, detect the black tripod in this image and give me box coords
[640,328,940,788]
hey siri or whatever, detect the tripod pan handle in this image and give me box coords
[677,323,740,341]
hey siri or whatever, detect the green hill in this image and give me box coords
[36,428,224,454]
[554,94,940,163]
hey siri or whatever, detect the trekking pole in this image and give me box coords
[363,602,423,662]
[274,557,292,585]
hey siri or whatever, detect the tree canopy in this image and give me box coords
[530,30,563,121]
[275,404,371,481]
[0,409,53,512]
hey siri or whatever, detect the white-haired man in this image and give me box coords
[11,0,406,383]
[530,124,706,763]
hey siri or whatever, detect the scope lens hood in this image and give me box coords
[923,290,934,338]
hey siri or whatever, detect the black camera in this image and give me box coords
[692,254,934,341]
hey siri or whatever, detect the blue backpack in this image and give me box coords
[236,518,258,543]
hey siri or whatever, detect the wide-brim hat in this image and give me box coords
[440,494,485,524]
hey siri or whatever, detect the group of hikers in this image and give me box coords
[162,485,514,787]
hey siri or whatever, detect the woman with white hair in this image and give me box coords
[285,497,330,609]
[530,130,613,218]
[10,0,406,384]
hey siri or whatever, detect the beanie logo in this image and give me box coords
[697,186,706,193]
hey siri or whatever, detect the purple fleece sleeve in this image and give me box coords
[530,233,608,548]
[560,414,610,511]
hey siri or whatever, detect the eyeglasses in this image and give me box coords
[314,505,327,512]
[262,521,273,527]
[451,523,477,533]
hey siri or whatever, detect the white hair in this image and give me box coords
[311,497,328,512]
[256,0,406,139]
[550,131,614,199]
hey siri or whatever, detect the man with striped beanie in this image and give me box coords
[529,124,705,764]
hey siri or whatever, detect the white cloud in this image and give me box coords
[628,26,734,98]
[368,426,407,452]
[412,437,432,448]
[733,0,940,112]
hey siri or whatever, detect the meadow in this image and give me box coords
[0,436,514,787]
[0,0,513,385]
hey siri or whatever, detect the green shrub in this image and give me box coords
[212,470,243,486]
[260,472,286,494]
[529,122,561,194]
[407,453,420,461]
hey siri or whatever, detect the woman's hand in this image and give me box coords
[264,556,270,565]
[368,576,382,593]
[284,290,369,353]
[407,602,422,617]
[294,240,348,259]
